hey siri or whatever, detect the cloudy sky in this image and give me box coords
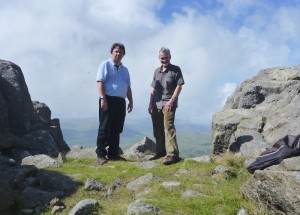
[1,0,300,125]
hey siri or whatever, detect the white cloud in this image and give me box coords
[218,82,237,107]
[0,0,300,125]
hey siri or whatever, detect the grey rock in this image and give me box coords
[72,145,83,150]
[0,60,71,214]
[124,137,156,159]
[50,198,65,207]
[19,130,60,157]
[212,65,300,158]
[266,156,300,171]
[211,65,300,215]
[32,101,51,123]
[66,147,97,159]
[127,202,159,215]
[69,199,99,215]
[21,154,61,168]
[50,198,66,214]
[237,208,249,215]
[52,205,66,214]
[127,173,157,190]
[49,118,70,154]
[84,178,104,191]
[58,152,68,163]
[0,60,34,136]
[241,170,300,214]
[105,178,123,198]
[214,165,232,175]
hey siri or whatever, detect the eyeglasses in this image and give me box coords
[113,50,124,54]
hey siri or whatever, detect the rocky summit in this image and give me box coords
[1,59,300,214]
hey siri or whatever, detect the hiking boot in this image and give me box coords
[162,155,180,165]
[98,156,108,165]
[149,154,165,161]
[109,155,127,161]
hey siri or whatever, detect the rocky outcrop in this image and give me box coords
[0,60,71,213]
[212,65,300,157]
[211,65,300,214]
[0,60,70,159]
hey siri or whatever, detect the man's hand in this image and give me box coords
[148,104,153,114]
[127,101,133,113]
[100,99,108,111]
[163,98,174,112]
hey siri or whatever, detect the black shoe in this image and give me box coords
[98,156,108,165]
[162,156,180,165]
[149,154,165,161]
[109,155,127,161]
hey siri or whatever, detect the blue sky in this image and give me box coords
[1,0,300,125]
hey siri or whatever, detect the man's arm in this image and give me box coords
[97,81,108,111]
[148,87,156,114]
[127,86,133,113]
[164,84,182,112]
[171,84,182,101]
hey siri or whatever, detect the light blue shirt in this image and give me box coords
[96,59,131,98]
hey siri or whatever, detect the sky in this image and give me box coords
[1,0,300,125]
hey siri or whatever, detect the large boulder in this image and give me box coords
[212,65,300,214]
[212,65,300,157]
[0,60,70,157]
[0,59,71,213]
[0,60,34,136]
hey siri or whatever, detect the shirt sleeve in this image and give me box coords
[176,67,185,86]
[150,69,158,88]
[127,69,131,86]
[96,61,108,82]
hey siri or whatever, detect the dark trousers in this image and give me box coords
[96,96,126,158]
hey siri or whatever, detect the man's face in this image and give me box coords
[159,52,170,66]
[111,47,124,64]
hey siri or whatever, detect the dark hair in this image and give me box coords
[110,43,126,55]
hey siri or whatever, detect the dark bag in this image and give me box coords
[247,134,300,174]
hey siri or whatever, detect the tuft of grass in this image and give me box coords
[213,153,246,169]
[38,156,257,215]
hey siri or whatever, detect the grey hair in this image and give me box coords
[159,47,171,56]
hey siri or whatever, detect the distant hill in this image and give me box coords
[60,117,211,158]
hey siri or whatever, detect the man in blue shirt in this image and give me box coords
[96,43,133,165]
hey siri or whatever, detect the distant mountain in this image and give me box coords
[60,117,211,158]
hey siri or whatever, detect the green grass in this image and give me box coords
[38,155,258,215]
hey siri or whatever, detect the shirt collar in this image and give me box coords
[160,63,171,73]
[109,58,123,68]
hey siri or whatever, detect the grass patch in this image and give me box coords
[39,155,256,214]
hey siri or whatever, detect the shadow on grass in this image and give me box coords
[0,165,83,214]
